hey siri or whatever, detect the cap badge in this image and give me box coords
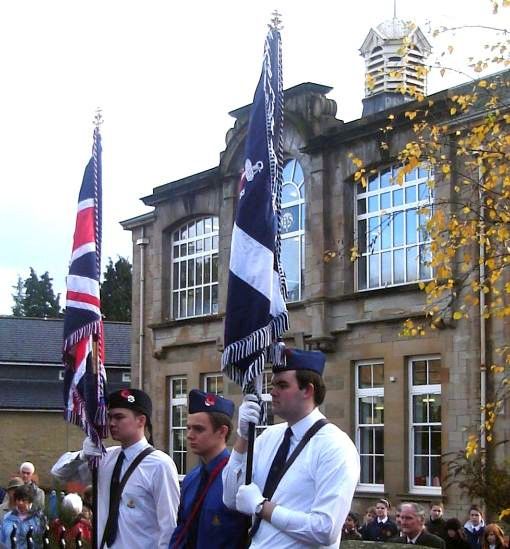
[204,394,216,407]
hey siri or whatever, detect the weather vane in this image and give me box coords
[270,10,283,31]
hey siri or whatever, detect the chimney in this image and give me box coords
[359,18,432,116]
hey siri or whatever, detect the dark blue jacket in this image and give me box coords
[169,449,247,548]
[463,523,485,549]
[362,517,399,542]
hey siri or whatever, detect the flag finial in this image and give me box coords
[93,108,103,128]
[269,10,283,31]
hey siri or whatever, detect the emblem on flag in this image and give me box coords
[222,23,288,393]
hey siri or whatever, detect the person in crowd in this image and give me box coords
[19,462,45,512]
[170,389,247,548]
[52,388,180,549]
[445,518,471,549]
[482,524,507,549]
[342,511,362,541]
[50,492,91,548]
[359,506,376,539]
[222,349,360,548]
[426,502,447,540]
[395,505,403,536]
[392,502,445,548]
[464,505,486,549]
[0,477,24,523]
[0,485,46,549]
[362,498,398,541]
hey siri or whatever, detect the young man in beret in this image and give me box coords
[222,349,360,549]
[52,388,180,549]
[170,389,247,548]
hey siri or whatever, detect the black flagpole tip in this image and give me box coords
[94,108,103,128]
[269,10,283,31]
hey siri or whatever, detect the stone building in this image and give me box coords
[0,316,131,489]
[121,18,509,517]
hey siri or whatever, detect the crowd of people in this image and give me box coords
[0,462,92,548]
[0,349,507,549]
[341,499,508,549]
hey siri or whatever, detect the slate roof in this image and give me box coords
[0,316,131,366]
[0,379,128,410]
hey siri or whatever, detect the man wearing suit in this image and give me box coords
[392,503,445,549]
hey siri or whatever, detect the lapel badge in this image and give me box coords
[212,514,221,526]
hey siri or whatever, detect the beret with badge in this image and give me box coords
[107,388,152,419]
[188,389,235,418]
[272,348,326,376]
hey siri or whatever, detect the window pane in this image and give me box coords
[413,395,427,423]
[429,395,441,422]
[188,222,196,238]
[358,364,372,388]
[283,159,295,182]
[357,198,367,215]
[204,237,211,251]
[414,428,430,454]
[282,237,300,302]
[212,235,218,250]
[212,285,218,314]
[360,455,373,483]
[188,260,195,286]
[282,183,299,202]
[358,219,367,254]
[196,257,203,285]
[413,360,427,385]
[360,427,374,453]
[393,188,403,206]
[374,427,384,453]
[359,397,373,424]
[374,456,384,484]
[407,246,418,281]
[406,210,417,244]
[394,249,405,283]
[196,219,204,236]
[431,457,441,486]
[180,262,186,288]
[212,254,218,283]
[429,359,441,384]
[358,256,367,290]
[173,245,180,259]
[394,211,404,246]
[173,429,185,452]
[382,251,391,285]
[373,364,384,388]
[179,291,186,318]
[431,428,441,455]
[172,292,178,319]
[418,182,428,201]
[368,195,378,212]
[293,162,304,184]
[368,217,379,252]
[381,192,391,209]
[419,244,431,280]
[173,263,179,289]
[369,254,379,287]
[414,456,428,486]
[406,186,417,203]
[381,215,391,249]
[406,167,417,181]
[187,290,194,317]
[195,288,203,316]
[203,286,211,315]
[204,217,212,233]
[373,397,384,424]
[204,256,211,283]
[380,167,391,188]
[282,206,299,233]
[368,173,379,192]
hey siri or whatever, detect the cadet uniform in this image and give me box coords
[170,390,247,549]
[52,389,180,549]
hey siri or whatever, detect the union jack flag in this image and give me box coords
[62,126,108,451]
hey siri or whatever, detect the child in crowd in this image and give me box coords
[342,512,362,541]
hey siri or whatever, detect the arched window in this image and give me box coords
[171,216,219,319]
[281,159,305,302]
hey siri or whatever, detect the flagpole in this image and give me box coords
[92,109,102,549]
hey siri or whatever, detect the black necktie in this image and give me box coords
[104,450,125,547]
[262,427,293,498]
[185,466,209,549]
[250,427,293,539]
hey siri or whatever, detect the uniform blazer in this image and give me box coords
[391,531,446,549]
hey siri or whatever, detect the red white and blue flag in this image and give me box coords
[62,126,108,450]
[222,24,288,394]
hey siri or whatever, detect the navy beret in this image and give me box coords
[108,389,152,419]
[273,348,326,376]
[188,389,235,418]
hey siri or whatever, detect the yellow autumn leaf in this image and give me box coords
[453,311,463,320]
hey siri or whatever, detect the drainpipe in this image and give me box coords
[136,228,149,390]
[479,179,486,455]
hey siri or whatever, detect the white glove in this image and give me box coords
[237,395,261,439]
[236,483,265,516]
[79,437,102,460]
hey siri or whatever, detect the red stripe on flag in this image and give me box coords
[67,291,101,308]
[72,207,95,251]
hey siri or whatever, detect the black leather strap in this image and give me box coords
[100,446,156,548]
[250,418,329,538]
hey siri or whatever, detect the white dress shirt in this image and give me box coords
[51,437,180,549]
[222,407,360,548]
